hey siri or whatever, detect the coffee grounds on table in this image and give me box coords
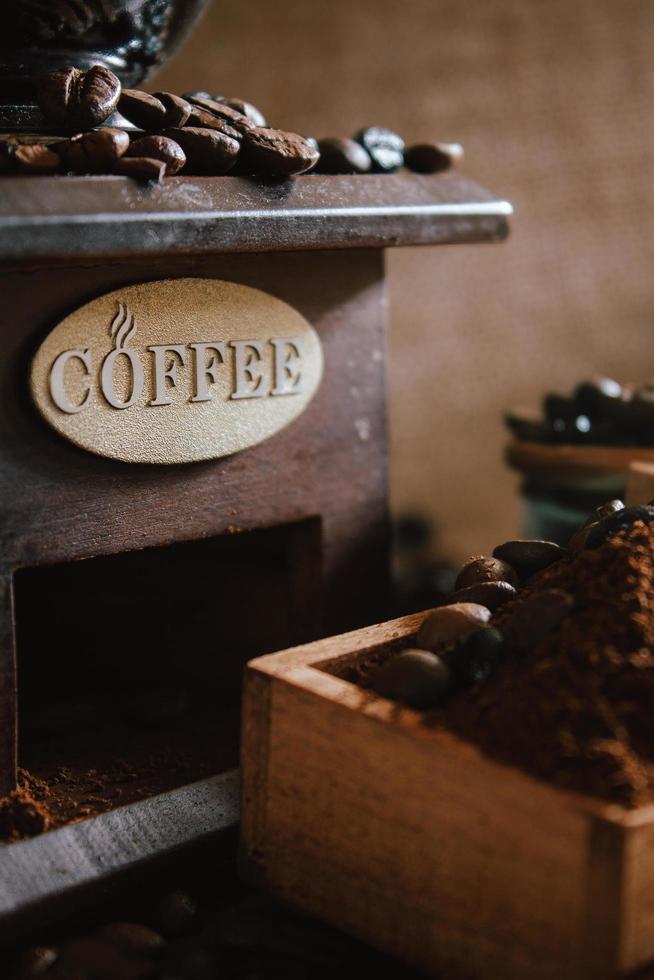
[443,521,654,807]
[0,774,51,842]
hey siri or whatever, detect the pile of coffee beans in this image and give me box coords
[0,64,462,182]
[371,533,571,710]
[506,376,654,446]
[372,498,654,806]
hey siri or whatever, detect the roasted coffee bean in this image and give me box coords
[372,649,453,709]
[119,89,168,130]
[353,126,404,173]
[240,127,319,176]
[12,946,58,977]
[450,627,503,686]
[127,136,186,175]
[314,137,371,174]
[455,556,518,590]
[223,97,267,127]
[152,92,191,127]
[37,65,121,129]
[184,95,253,134]
[585,505,654,548]
[1,133,65,173]
[544,393,574,423]
[13,144,60,174]
[505,410,553,442]
[593,499,625,521]
[502,589,573,653]
[113,156,166,182]
[57,128,129,173]
[568,521,598,552]
[543,393,590,441]
[163,127,240,175]
[543,392,608,444]
[493,539,567,576]
[404,141,463,174]
[574,377,624,419]
[96,922,164,956]
[185,104,241,139]
[151,891,199,938]
[417,603,491,650]
[441,581,517,611]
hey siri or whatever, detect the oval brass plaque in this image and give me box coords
[30,278,324,464]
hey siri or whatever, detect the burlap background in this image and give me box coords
[156,0,654,562]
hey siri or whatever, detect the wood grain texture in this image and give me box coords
[0,248,391,795]
[0,769,240,949]
[506,440,654,481]
[240,611,654,979]
[0,173,510,264]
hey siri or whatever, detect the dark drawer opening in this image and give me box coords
[13,519,321,831]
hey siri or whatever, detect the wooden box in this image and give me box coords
[241,609,654,980]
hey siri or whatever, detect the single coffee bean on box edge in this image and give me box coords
[404,142,463,174]
[441,580,517,611]
[353,126,404,173]
[162,127,240,176]
[113,156,166,182]
[13,143,61,173]
[502,589,573,654]
[492,539,568,575]
[455,556,518,590]
[372,649,454,710]
[240,127,320,176]
[127,135,186,175]
[57,128,129,173]
[315,137,372,174]
[417,603,491,651]
[585,505,654,549]
[449,627,503,687]
[37,65,121,130]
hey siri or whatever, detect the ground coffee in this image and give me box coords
[445,519,654,807]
